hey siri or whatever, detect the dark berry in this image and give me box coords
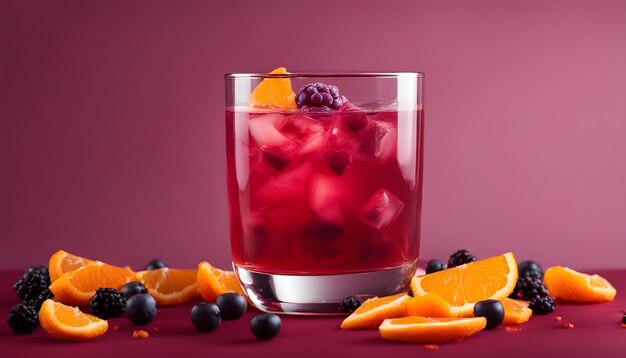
[296,83,342,110]
[145,259,167,270]
[473,299,504,330]
[250,313,281,340]
[510,272,549,301]
[6,304,38,334]
[319,149,352,176]
[24,288,54,311]
[529,296,555,314]
[191,303,221,332]
[447,249,477,268]
[261,147,291,171]
[621,314,626,325]
[120,281,148,299]
[126,294,157,325]
[339,296,361,313]
[343,113,369,132]
[518,261,543,278]
[13,270,50,302]
[215,293,247,321]
[90,288,126,319]
[426,260,447,274]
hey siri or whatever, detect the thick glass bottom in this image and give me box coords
[234,262,417,315]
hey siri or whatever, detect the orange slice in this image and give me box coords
[340,293,409,330]
[49,262,136,305]
[544,266,616,303]
[501,298,532,325]
[379,316,486,344]
[135,268,200,306]
[411,252,518,317]
[197,261,245,302]
[39,299,108,341]
[49,250,95,282]
[405,293,453,318]
[247,67,297,111]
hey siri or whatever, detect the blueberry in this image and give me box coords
[319,150,352,176]
[191,303,221,332]
[250,313,281,340]
[518,261,543,277]
[215,293,247,321]
[343,113,369,132]
[473,299,504,330]
[126,294,157,326]
[121,281,148,299]
[621,314,626,325]
[145,259,167,270]
[426,259,447,274]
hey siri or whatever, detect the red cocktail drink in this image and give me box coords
[225,70,423,313]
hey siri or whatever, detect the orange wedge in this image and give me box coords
[49,250,95,282]
[405,293,453,318]
[49,262,136,305]
[247,67,297,111]
[544,266,616,303]
[135,268,200,306]
[379,316,486,344]
[39,299,108,341]
[411,253,518,317]
[501,298,532,325]
[340,293,409,330]
[197,261,245,302]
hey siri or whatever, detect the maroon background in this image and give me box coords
[1,269,625,357]
[2,0,626,270]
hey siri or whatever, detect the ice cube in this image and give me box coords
[359,188,405,229]
[357,120,397,162]
[278,114,325,144]
[259,146,291,172]
[255,161,315,206]
[310,175,344,224]
[319,149,352,176]
[248,113,293,147]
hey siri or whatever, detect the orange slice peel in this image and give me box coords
[39,299,108,341]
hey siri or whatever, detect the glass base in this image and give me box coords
[233,262,417,315]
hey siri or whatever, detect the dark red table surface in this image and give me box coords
[1,269,625,357]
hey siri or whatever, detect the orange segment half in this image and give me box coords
[405,293,453,318]
[39,299,108,341]
[247,67,297,111]
[136,268,200,306]
[379,316,486,344]
[197,261,245,302]
[544,266,616,303]
[49,262,136,306]
[340,293,409,330]
[501,298,532,325]
[49,250,95,282]
[411,252,518,317]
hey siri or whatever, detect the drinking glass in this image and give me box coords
[225,73,424,314]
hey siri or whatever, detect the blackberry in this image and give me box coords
[518,261,543,278]
[447,249,477,268]
[6,304,38,334]
[529,296,556,315]
[510,271,549,301]
[13,270,50,302]
[24,288,54,311]
[295,83,343,110]
[339,296,361,313]
[90,288,126,319]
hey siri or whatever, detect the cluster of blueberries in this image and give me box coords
[7,259,281,341]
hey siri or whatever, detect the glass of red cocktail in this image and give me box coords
[225,70,424,314]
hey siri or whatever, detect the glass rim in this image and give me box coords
[225,72,424,79]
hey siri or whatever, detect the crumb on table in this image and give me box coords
[133,330,150,338]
